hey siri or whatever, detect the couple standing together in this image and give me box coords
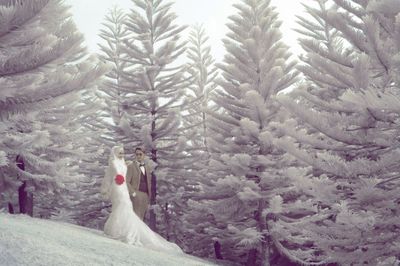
[100,145,182,253]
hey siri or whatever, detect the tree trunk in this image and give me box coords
[8,202,14,214]
[246,248,257,266]
[214,241,223,260]
[202,110,209,153]
[258,199,269,265]
[165,202,170,240]
[149,147,157,231]
[16,155,33,216]
[18,181,33,216]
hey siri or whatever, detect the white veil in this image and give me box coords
[100,146,126,200]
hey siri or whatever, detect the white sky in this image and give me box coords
[66,0,307,61]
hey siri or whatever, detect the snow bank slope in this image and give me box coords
[0,213,216,266]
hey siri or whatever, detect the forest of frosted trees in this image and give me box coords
[0,0,399,265]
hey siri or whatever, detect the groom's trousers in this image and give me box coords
[131,191,149,220]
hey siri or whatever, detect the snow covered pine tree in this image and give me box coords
[275,0,400,264]
[0,0,106,218]
[118,0,187,232]
[191,0,299,264]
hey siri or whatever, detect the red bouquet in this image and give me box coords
[115,174,125,185]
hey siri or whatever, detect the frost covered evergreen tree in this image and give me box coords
[0,0,106,217]
[72,7,132,228]
[189,0,298,264]
[176,24,218,251]
[274,0,400,264]
[96,6,135,149]
[118,0,187,231]
[183,24,218,155]
[33,96,98,221]
[62,91,111,228]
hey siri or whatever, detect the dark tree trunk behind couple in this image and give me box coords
[8,155,33,217]
[149,147,157,231]
[17,155,33,217]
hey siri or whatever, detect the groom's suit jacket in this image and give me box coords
[126,161,152,199]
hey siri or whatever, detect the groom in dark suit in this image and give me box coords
[126,147,152,220]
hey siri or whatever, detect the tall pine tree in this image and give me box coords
[178,24,218,251]
[190,0,298,264]
[74,6,132,228]
[275,0,400,264]
[0,0,106,216]
[119,0,187,231]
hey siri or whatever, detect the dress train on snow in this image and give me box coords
[101,146,182,254]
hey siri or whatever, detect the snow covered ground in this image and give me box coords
[0,213,218,266]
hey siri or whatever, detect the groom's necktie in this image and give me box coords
[139,163,145,175]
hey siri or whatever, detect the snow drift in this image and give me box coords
[0,213,216,266]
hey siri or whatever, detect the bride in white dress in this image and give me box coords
[100,145,182,253]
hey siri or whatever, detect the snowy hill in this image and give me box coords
[0,213,218,266]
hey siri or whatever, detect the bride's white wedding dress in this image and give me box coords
[100,146,182,253]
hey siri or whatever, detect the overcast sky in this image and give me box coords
[66,0,307,61]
